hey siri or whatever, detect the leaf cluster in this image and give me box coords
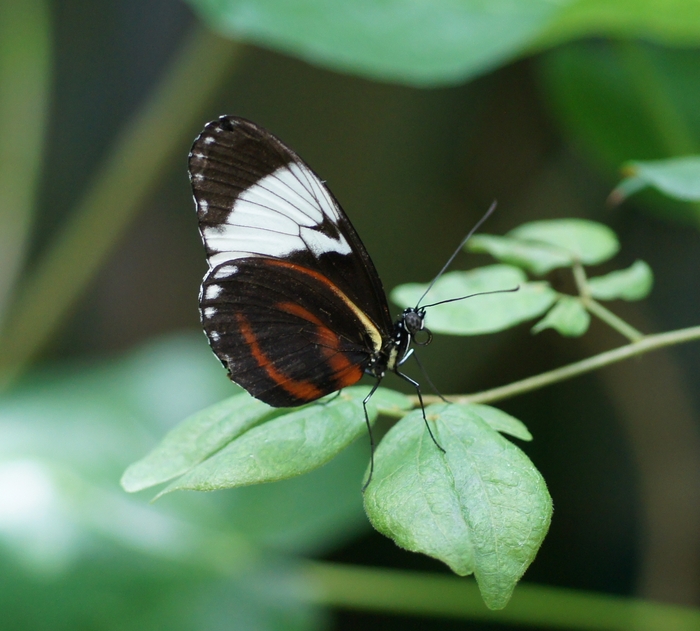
[124,217,659,608]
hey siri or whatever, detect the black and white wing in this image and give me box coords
[188,116,393,406]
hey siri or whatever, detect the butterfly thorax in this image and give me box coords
[364,307,430,378]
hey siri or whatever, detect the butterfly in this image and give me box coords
[188,116,499,482]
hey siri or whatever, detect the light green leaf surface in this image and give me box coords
[532,296,591,337]
[613,156,700,202]
[509,219,619,266]
[468,234,574,275]
[368,387,413,416]
[469,404,532,441]
[536,0,700,49]
[121,393,276,492]
[364,404,552,610]
[187,0,573,86]
[588,260,654,301]
[391,265,557,335]
[159,386,406,495]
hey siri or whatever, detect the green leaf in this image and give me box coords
[158,386,406,495]
[532,296,591,337]
[123,386,411,493]
[364,404,552,610]
[391,265,557,335]
[612,156,700,202]
[186,0,574,87]
[369,386,413,416]
[536,0,700,48]
[121,393,277,492]
[469,404,532,441]
[588,260,654,301]
[468,234,574,275]
[538,42,700,223]
[509,219,619,266]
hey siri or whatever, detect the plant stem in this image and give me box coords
[300,561,700,630]
[420,324,700,406]
[571,261,643,342]
[572,261,590,299]
[0,26,242,389]
[583,298,644,342]
[0,0,50,326]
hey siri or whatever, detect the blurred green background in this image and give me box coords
[2,0,700,629]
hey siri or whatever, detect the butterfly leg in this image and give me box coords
[361,379,382,492]
[411,352,449,403]
[319,390,342,406]
[394,369,446,453]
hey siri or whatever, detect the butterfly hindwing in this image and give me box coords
[200,257,381,406]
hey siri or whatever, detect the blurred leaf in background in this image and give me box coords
[539,42,700,223]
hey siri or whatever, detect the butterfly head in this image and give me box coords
[401,307,432,346]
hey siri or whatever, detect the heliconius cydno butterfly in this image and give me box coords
[189,116,502,486]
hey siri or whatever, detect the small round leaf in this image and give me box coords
[613,156,700,203]
[468,234,573,275]
[509,219,619,265]
[391,265,557,335]
[588,260,654,301]
[532,296,590,337]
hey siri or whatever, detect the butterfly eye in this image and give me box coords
[412,327,433,346]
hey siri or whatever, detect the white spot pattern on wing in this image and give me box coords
[205,284,222,299]
[213,264,238,279]
[201,163,351,268]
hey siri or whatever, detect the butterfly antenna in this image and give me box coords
[416,200,498,308]
[421,286,520,310]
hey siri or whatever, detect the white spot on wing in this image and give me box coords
[213,264,238,278]
[203,136,215,144]
[205,284,222,299]
[199,199,209,214]
[203,307,217,318]
[210,331,220,341]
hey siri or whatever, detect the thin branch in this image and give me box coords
[419,324,700,406]
[572,260,590,299]
[300,561,700,629]
[571,261,645,342]
[583,298,645,342]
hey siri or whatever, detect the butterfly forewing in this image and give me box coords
[190,116,394,406]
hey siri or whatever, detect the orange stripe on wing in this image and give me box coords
[263,258,384,354]
[277,301,363,390]
[236,312,324,402]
